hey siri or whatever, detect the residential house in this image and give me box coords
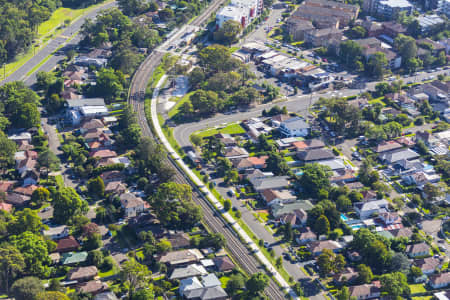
[0,181,15,193]
[402,171,441,188]
[292,139,325,152]
[249,176,290,192]
[373,140,403,153]
[158,249,205,268]
[56,236,80,253]
[417,38,446,55]
[271,114,293,127]
[414,257,442,275]
[361,190,377,202]
[406,242,430,258]
[317,158,345,172]
[279,117,310,137]
[378,148,420,164]
[232,156,267,171]
[166,232,191,250]
[67,266,98,282]
[429,272,450,289]
[77,280,108,295]
[0,202,12,213]
[94,292,118,300]
[104,181,127,196]
[61,251,89,266]
[261,189,297,206]
[354,199,389,219]
[120,193,147,218]
[13,184,37,197]
[22,170,39,187]
[183,286,228,300]
[81,119,104,132]
[333,267,358,284]
[329,170,357,184]
[379,211,401,225]
[5,193,30,207]
[180,277,204,297]
[223,147,249,159]
[296,227,317,244]
[170,264,208,280]
[389,227,413,238]
[271,200,314,219]
[347,251,362,262]
[201,274,222,288]
[49,253,61,265]
[100,170,124,184]
[215,133,237,147]
[362,19,384,37]
[213,256,235,272]
[90,150,117,159]
[43,225,70,240]
[8,132,32,144]
[297,148,335,163]
[349,282,381,299]
[308,240,342,256]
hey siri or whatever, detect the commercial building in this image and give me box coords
[216,0,262,28]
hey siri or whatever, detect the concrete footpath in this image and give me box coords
[151,74,300,300]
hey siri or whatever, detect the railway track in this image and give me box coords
[127,3,286,298]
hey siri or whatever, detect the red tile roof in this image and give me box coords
[56,236,80,253]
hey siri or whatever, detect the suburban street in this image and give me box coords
[0,1,117,86]
[173,69,449,148]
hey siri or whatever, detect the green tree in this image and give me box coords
[266,152,290,175]
[245,272,269,295]
[224,199,232,211]
[198,44,237,73]
[366,52,388,79]
[120,258,150,299]
[314,215,330,235]
[9,232,50,276]
[276,256,283,268]
[394,34,417,66]
[9,208,45,235]
[53,187,88,224]
[0,132,17,168]
[438,51,447,66]
[380,272,410,297]
[87,176,105,198]
[36,291,69,300]
[11,276,43,300]
[336,286,350,300]
[298,163,332,198]
[423,182,444,203]
[339,40,363,69]
[357,264,373,284]
[31,187,50,206]
[214,20,241,45]
[226,273,245,296]
[0,244,25,295]
[410,266,423,278]
[348,26,366,39]
[36,71,55,92]
[317,249,334,277]
[284,223,293,241]
[336,195,351,212]
[37,150,60,174]
[156,239,172,254]
[13,102,40,129]
[91,68,125,102]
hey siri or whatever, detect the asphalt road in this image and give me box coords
[173,69,449,148]
[0,1,117,86]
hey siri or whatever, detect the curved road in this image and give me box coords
[127,2,287,299]
[173,69,450,148]
[1,1,117,86]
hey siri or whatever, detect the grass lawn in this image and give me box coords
[195,123,246,138]
[368,97,386,106]
[284,155,295,162]
[98,266,118,278]
[229,47,240,53]
[168,91,194,118]
[412,297,433,300]
[409,284,427,294]
[219,275,231,288]
[1,0,113,81]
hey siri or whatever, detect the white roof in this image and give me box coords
[201,273,222,288]
[379,0,412,8]
[80,106,108,115]
[435,130,450,141]
[8,132,32,140]
[200,259,215,267]
[317,159,345,170]
[179,277,203,294]
[217,5,243,18]
[102,116,118,123]
[43,225,68,236]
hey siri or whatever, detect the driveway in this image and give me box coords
[41,117,76,188]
